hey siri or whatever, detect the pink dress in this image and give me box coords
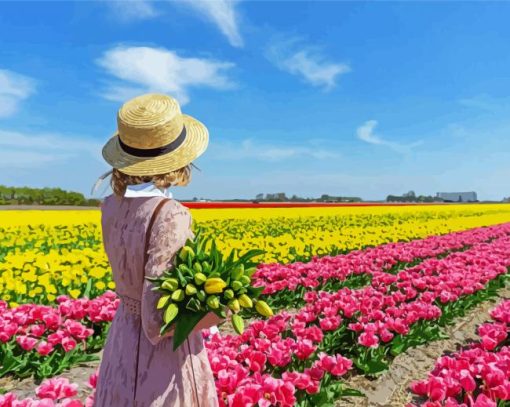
[95,195,219,407]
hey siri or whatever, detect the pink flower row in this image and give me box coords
[288,233,510,351]
[3,225,510,406]
[203,315,353,407]
[0,291,118,356]
[253,223,510,295]
[203,231,510,405]
[0,372,97,407]
[409,300,510,407]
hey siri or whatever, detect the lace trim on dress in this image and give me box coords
[120,295,141,316]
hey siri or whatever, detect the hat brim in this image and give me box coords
[102,114,208,176]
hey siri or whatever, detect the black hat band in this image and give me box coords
[118,126,187,158]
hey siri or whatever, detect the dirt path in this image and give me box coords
[336,286,510,407]
[0,352,101,399]
[0,205,99,210]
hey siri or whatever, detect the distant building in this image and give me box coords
[436,192,477,202]
[255,193,264,200]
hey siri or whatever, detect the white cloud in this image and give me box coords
[0,129,102,169]
[106,0,243,47]
[210,138,341,161]
[357,120,383,145]
[178,0,243,47]
[0,69,36,118]
[267,38,351,90]
[356,120,422,154]
[107,0,157,22]
[97,46,235,105]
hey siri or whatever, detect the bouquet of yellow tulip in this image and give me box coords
[147,228,273,350]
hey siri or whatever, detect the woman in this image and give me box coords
[94,93,220,406]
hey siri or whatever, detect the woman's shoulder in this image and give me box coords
[164,198,191,217]
[100,194,115,213]
[156,199,192,233]
[101,195,190,221]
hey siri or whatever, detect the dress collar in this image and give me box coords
[124,182,173,199]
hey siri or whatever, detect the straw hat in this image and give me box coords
[102,93,209,176]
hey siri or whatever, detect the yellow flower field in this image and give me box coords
[1,203,510,306]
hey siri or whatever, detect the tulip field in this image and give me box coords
[1,203,510,406]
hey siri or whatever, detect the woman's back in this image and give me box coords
[101,195,185,300]
[95,195,218,407]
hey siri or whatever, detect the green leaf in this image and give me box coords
[213,308,227,319]
[160,321,173,335]
[186,298,201,312]
[341,388,365,397]
[83,278,93,299]
[172,311,207,351]
[176,269,188,287]
[356,358,389,375]
[234,249,265,266]
[247,286,264,298]
[390,342,406,356]
[225,249,235,268]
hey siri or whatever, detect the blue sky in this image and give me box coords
[1,1,509,200]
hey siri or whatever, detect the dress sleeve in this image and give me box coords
[141,201,194,345]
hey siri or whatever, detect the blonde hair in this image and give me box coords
[111,165,192,197]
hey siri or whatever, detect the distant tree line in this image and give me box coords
[386,190,442,203]
[386,195,440,203]
[254,193,362,203]
[0,185,101,206]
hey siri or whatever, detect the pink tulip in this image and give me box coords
[245,351,267,373]
[30,325,46,338]
[294,339,316,360]
[478,323,507,351]
[459,369,476,392]
[428,376,447,402]
[358,332,379,348]
[87,371,98,389]
[63,320,93,341]
[61,337,77,352]
[315,352,352,377]
[409,380,429,396]
[0,322,19,343]
[36,341,54,356]
[0,393,17,407]
[319,316,341,331]
[42,313,60,330]
[47,331,67,346]
[84,394,95,407]
[281,372,315,391]
[59,400,83,407]
[257,375,296,407]
[16,335,38,351]
[36,378,78,400]
[473,394,497,407]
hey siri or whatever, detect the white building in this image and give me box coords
[436,192,477,202]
